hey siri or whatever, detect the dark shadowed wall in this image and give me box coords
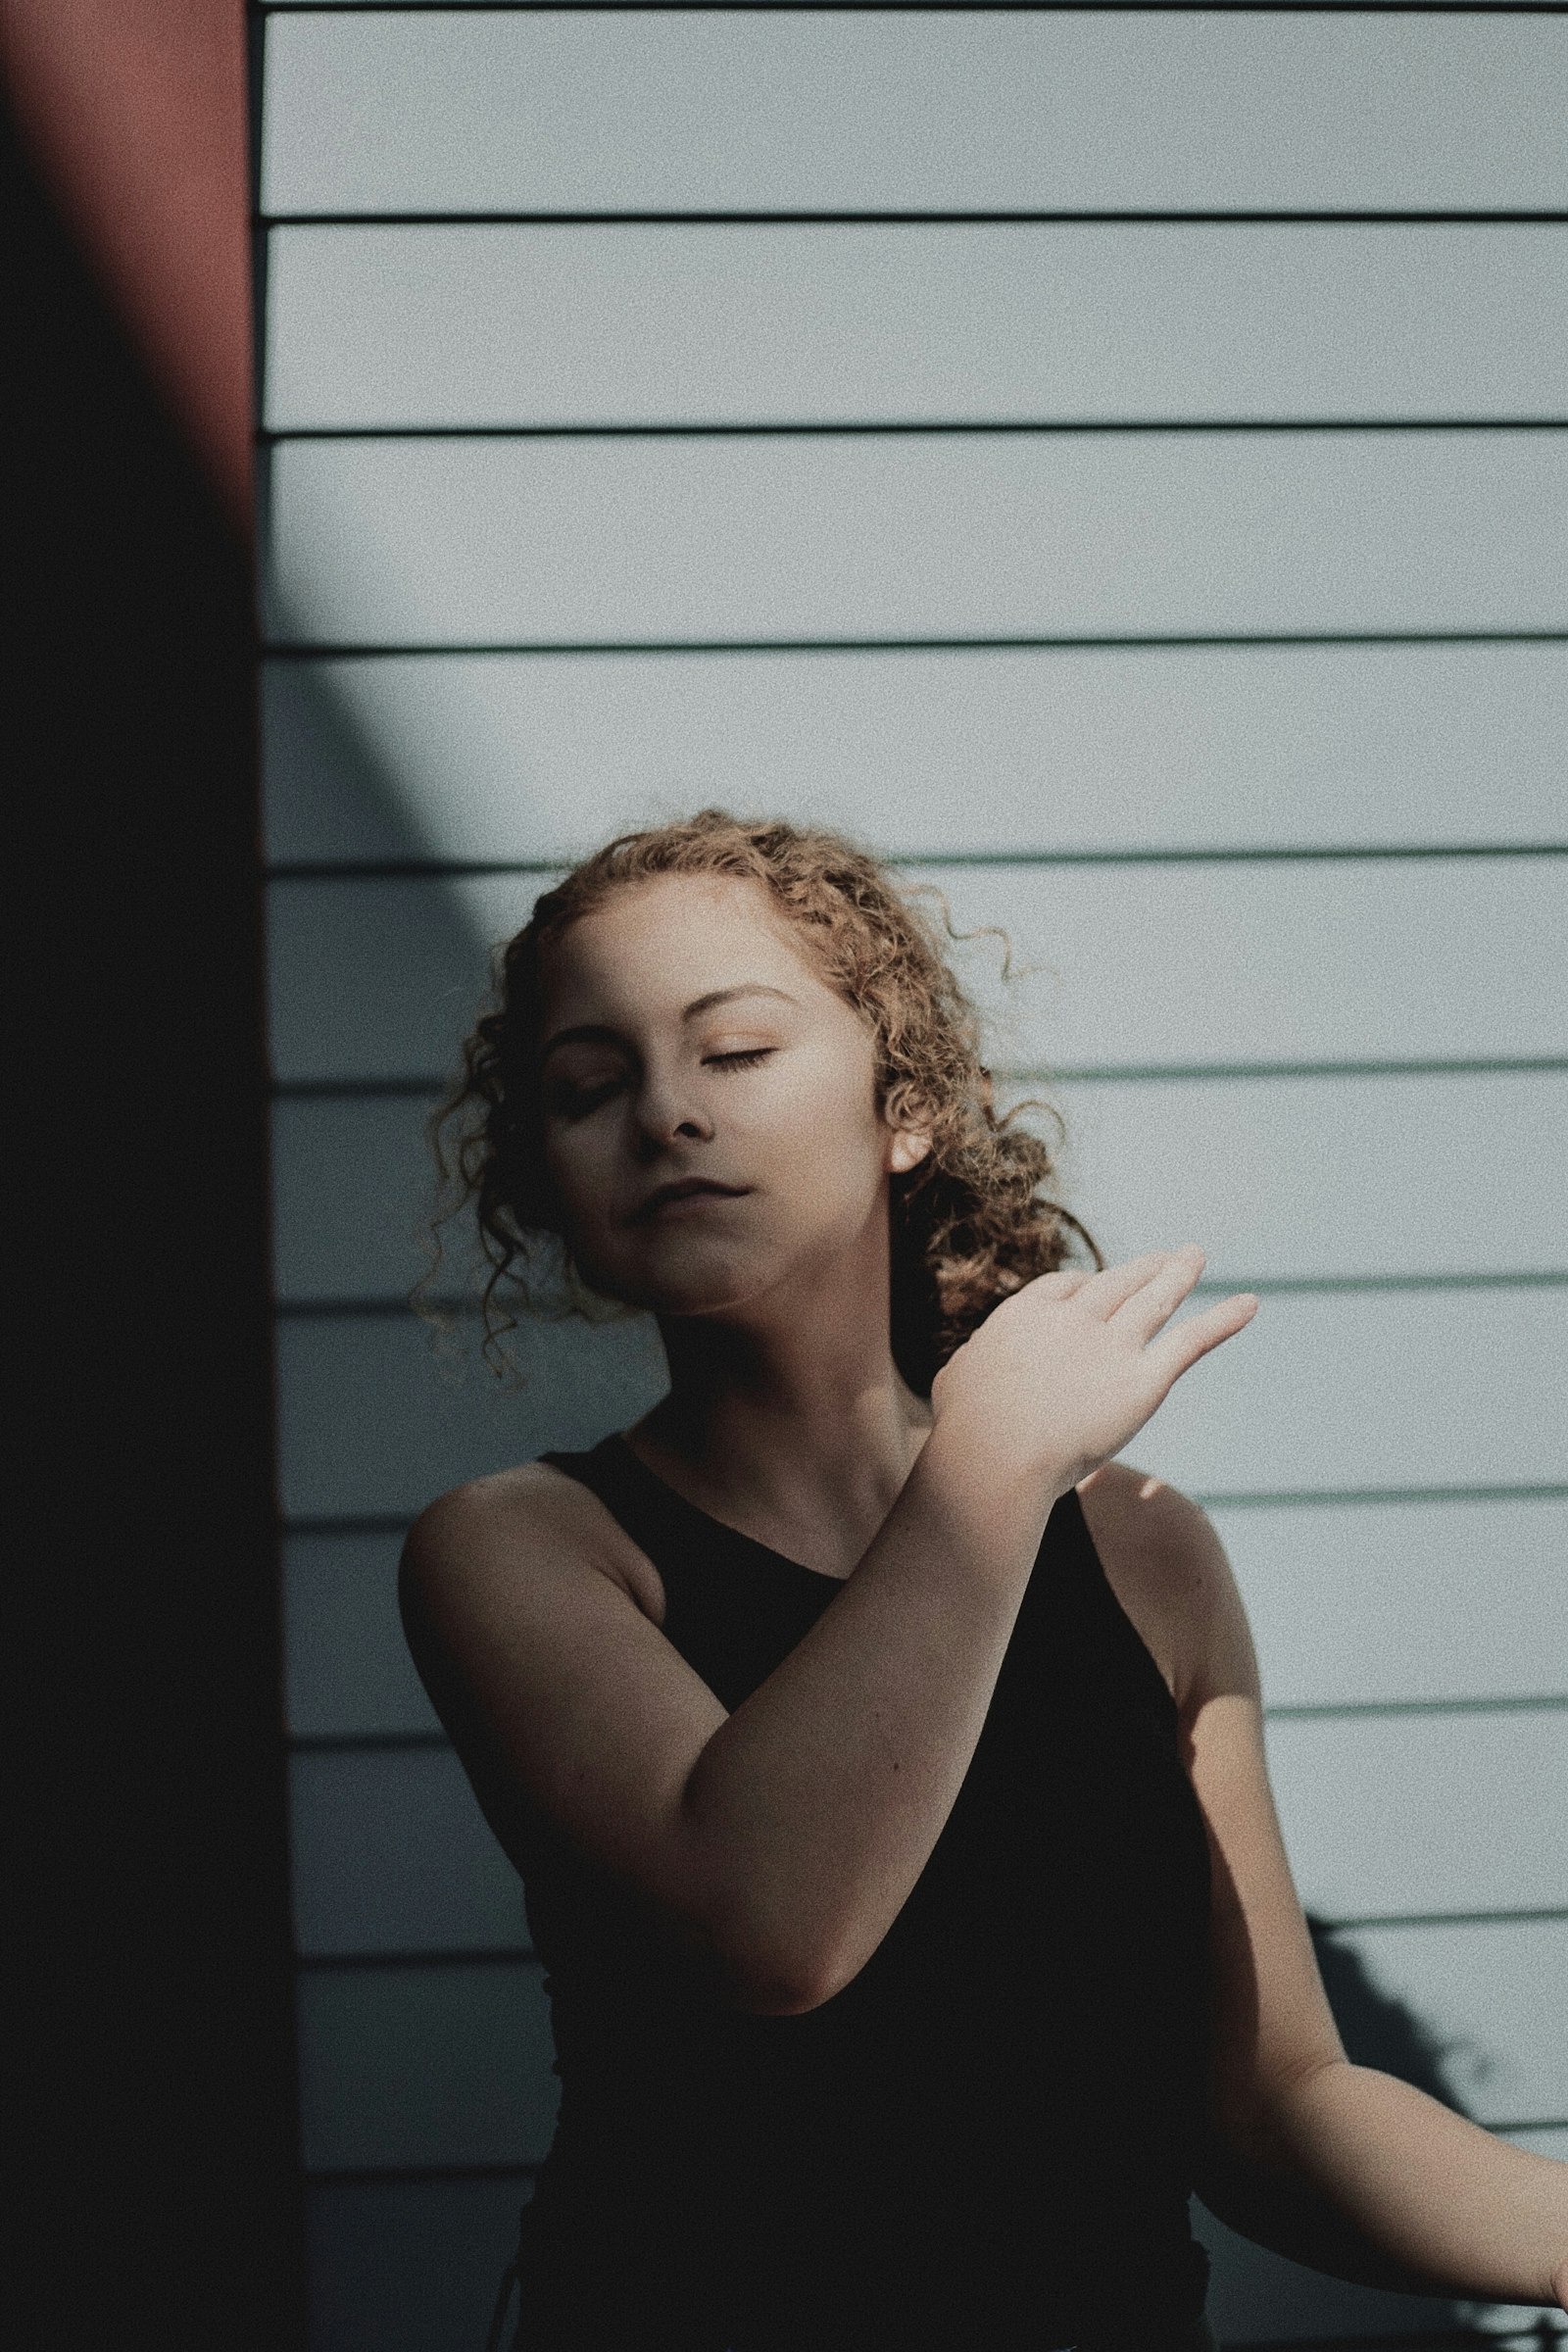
[8,1,305,2342]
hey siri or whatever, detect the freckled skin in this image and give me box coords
[537,870,931,1333]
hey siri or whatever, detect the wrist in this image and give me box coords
[914,1411,1071,1545]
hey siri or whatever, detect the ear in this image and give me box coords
[888,1126,933,1176]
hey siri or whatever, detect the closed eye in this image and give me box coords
[547,1074,625,1119]
[705,1048,775,1070]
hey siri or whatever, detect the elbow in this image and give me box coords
[676,1881,832,2018]
[739,1975,829,2018]
[709,1935,827,2016]
[1210,2049,1348,2176]
[730,1931,842,2016]
[724,1926,846,2017]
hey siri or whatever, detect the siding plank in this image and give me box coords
[291,1747,525,1958]
[1042,1069,1568,1283]
[265,223,1568,429]
[296,1961,556,2172]
[1207,1496,1568,1711]
[294,1906,1567,2174]
[1327,1917,1568,2125]
[262,644,1568,866]
[1266,1711,1568,1921]
[274,1288,1568,1522]
[265,860,1568,1084]
[290,1739,1568,1961]
[277,1308,668,1524]
[306,2175,524,2352]
[266,433,1568,647]
[286,1531,440,1741]
[283,1496,1568,1745]
[261,14,1568,215]
[272,1072,1568,1302]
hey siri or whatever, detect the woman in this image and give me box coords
[400,810,1567,2352]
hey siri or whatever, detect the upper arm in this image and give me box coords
[397,1471,796,2013]
[1143,1483,1348,2161]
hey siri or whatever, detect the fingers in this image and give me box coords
[1073,1248,1194,1321]
[1148,1289,1260,1384]
[1026,1265,1096,1296]
[1105,1244,1207,1341]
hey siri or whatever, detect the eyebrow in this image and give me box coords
[539,983,801,1063]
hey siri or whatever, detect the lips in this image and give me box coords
[634,1178,749,1221]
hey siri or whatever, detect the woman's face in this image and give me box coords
[534,871,928,1320]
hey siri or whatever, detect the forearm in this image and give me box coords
[1208,2058,1568,2306]
[680,1418,1060,2009]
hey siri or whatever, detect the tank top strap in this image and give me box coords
[1044,1478,1180,1727]
[537,1431,692,1569]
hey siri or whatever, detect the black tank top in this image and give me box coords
[499,1431,1214,2352]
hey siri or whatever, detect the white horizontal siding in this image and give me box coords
[1337,1917,1568,2123]
[265,859,1568,1083]
[1044,1070,1568,1282]
[1206,1496,1568,1711]
[294,1904,1568,2176]
[260,12,1568,215]
[262,644,1568,866]
[276,1309,668,1523]
[290,1738,1567,1958]
[1265,1711,1567,1921]
[265,223,1568,428]
[259,16,1568,2337]
[283,1495,1568,1749]
[274,1288,1568,1523]
[271,1071,1568,1303]
[265,432,1568,647]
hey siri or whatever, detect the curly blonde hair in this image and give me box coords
[413,808,1101,1396]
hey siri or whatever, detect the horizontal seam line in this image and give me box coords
[264,845,1568,879]
[1265,1694,1568,1716]
[273,1274,1568,1319]
[298,1946,534,1970]
[259,633,1568,657]
[270,1059,1568,1097]
[254,211,1568,228]
[260,417,1568,440]
[276,1487,1568,1542]
[291,1922,1568,1970]
[254,2,1568,15]
[287,1701,1568,1758]
[1314,1910,1568,1932]
[303,2160,536,2187]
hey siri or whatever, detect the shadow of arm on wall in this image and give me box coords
[1192,1915,1524,2347]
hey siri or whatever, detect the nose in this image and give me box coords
[630,1065,712,1157]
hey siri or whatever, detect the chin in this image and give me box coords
[598,1229,809,1322]
[569,1239,758,1320]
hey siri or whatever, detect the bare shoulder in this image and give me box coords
[1074,1459,1260,1722]
[400,1456,666,1628]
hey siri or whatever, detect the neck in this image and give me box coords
[633,1230,934,1550]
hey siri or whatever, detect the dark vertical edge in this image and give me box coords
[5,11,307,2345]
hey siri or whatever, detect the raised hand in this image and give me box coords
[929,1246,1259,1496]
